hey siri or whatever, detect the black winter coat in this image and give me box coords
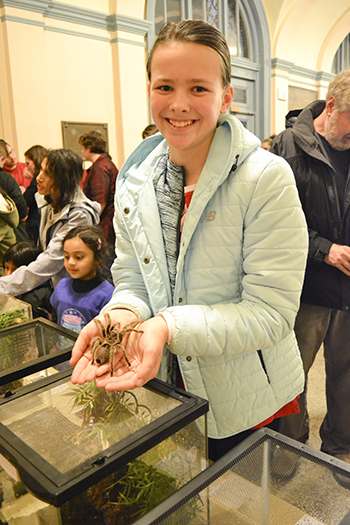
[270,100,350,312]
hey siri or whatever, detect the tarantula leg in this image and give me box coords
[104,312,112,333]
[94,317,107,338]
[117,344,132,368]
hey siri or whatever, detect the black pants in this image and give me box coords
[208,418,280,462]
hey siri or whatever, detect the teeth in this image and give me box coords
[168,119,193,128]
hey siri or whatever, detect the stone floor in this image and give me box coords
[308,346,327,450]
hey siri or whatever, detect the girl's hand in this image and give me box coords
[94,316,168,391]
[70,309,138,384]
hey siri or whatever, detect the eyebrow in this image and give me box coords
[154,77,214,85]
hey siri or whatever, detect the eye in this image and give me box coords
[193,86,207,93]
[156,85,172,92]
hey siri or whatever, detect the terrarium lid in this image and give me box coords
[0,373,208,506]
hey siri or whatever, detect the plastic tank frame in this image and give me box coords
[0,317,78,396]
[0,371,209,525]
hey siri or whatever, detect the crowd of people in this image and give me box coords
[1,20,350,472]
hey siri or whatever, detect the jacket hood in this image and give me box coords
[35,187,101,224]
[0,193,19,229]
[291,100,326,153]
[118,114,261,184]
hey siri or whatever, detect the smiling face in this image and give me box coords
[148,42,233,167]
[64,236,97,281]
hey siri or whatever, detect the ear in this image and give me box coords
[147,81,150,97]
[220,84,234,114]
[326,95,336,116]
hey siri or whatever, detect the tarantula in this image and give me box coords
[91,313,143,376]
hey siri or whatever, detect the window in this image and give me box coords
[332,34,350,74]
[153,0,250,59]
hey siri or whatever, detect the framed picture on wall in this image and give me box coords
[61,122,108,158]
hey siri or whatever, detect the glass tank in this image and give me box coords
[0,373,208,524]
[133,427,350,525]
[0,292,32,330]
[0,318,77,396]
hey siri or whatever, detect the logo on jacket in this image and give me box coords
[201,211,217,223]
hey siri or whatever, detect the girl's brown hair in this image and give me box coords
[63,225,110,276]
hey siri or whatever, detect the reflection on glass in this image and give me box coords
[228,0,238,55]
[240,12,250,58]
[155,0,165,35]
[192,0,204,19]
[206,0,218,27]
[167,0,181,23]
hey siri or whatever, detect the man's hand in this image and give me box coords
[324,243,350,276]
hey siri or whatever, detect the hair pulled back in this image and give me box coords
[146,19,231,88]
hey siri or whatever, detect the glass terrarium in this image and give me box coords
[0,292,32,330]
[0,372,208,525]
[133,427,350,525]
[0,318,77,396]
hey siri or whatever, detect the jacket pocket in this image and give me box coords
[257,350,270,383]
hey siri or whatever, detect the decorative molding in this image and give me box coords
[0,0,49,14]
[0,0,152,38]
[107,14,152,36]
[272,58,334,83]
[1,13,44,26]
[316,71,334,83]
[44,3,106,30]
[110,36,146,47]
[44,24,110,42]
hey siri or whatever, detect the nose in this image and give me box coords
[169,89,190,113]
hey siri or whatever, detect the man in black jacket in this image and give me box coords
[271,69,350,472]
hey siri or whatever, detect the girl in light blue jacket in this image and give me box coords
[71,20,308,460]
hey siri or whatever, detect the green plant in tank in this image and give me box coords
[108,459,178,518]
[67,381,152,444]
[0,309,27,330]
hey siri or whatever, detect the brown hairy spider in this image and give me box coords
[91,313,143,376]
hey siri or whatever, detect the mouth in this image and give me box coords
[167,119,195,128]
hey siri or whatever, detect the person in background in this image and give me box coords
[270,68,350,485]
[142,123,158,139]
[50,225,114,334]
[78,131,118,249]
[0,148,100,297]
[261,134,276,151]
[0,140,30,192]
[0,140,28,221]
[23,145,48,243]
[0,189,19,276]
[71,20,308,462]
[3,242,53,318]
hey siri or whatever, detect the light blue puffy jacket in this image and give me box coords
[107,114,308,438]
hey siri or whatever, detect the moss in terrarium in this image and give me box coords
[0,308,27,330]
